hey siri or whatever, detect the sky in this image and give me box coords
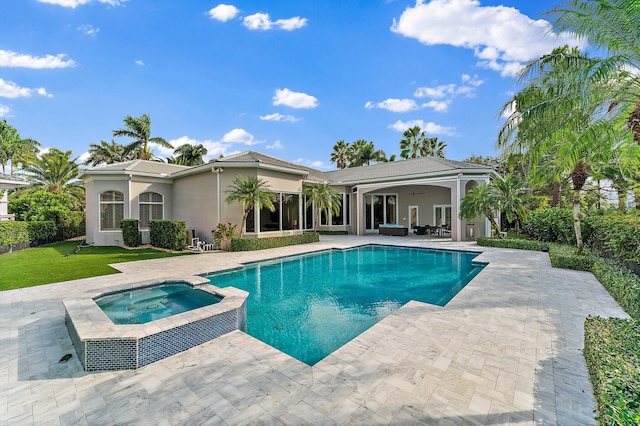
[1,0,586,170]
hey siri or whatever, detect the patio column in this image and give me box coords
[355,187,362,235]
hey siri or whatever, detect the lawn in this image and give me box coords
[0,241,190,291]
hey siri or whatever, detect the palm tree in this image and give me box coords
[348,139,386,167]
[225,175,276,237]
[22,148,84,203]
[499,46,638,252]
[0,120,40,174]
[304,183,341,230]
[330,140,350,169]
[112,113,173,160]
[172,143,207,166]
[420,137,447,158]
[493,175,527,232]
[399,126,425,159]
[83,139,137,166]
[459,183,502,238]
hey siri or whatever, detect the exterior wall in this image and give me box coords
[84,177,130,246]
[172,170,223,243]
[0,190,8,218]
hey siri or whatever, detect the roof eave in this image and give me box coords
[329,167,496,186]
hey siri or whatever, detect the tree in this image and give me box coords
[399,126,424,159]
[171,143,207,166]
[0,120,40,174]
[225,176,275,237]
[22,149,84,205]
[83,139,137,166]
[330,140,350,169]
[304,183,341,231]
[348,139,386,167]
[459,183,502,238]
[112,113,173,160]
[493,175,527,232]
[420,137,447,158]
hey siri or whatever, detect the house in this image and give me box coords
[80,151,497,246]
[0,173,28,221]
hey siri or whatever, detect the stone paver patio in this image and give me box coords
[0,235,627,425]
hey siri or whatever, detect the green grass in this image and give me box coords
[0,241,189,291]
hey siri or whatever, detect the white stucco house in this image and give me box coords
[80,151,497,246]
[0,173,28,221]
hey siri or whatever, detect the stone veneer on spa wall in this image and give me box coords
[63,277,247,371]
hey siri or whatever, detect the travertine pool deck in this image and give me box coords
[0,235,628,425]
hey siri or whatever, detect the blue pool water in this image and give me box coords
[94,283,224,324]
[203,245,485,365]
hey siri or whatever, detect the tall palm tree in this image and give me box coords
[304,183,341,231]
[22,148,84,203]
[225,175,276,237]
[459,183,502,238]
[83,139,137,166]
[112,113,173,160]
[0,120,40,174]
[172,143,207,166]
[420,137,447,158]
[399,126,425,159]
[330,140,350,169]
[348,139,386,167]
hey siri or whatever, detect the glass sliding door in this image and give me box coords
[434,205,452,226]
[364,193,398,232]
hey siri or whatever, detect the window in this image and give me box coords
[304,195,314,230]
[100,191,124,231]
[281,193,300,230]
[434,205,452,227]
[139,192,163,229]
[256,192,301,232]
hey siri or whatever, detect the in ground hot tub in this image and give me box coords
[63,276,247,371]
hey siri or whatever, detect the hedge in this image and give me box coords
[584,214,640,265]
[584,317,640,425]
[592,259,640,322]
[231,232,320,251]
[548,244,597,272]
[27,221,57,244]
[0,221,29,248]
[476,237,543,251]
[120,219,142,247]
[149,219,187,251]
[522,208,575,245]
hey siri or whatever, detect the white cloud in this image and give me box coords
[364,98,418,113]
[77,24,99,36]
[0,104,9,117]
[164,136,237,162]
[388,119,456,136]
[266,141,283,149]
[259,112,300,122]
[37,0,124,8]
[0,78,52,99]
[391,0,587,77]
[208,4,239,22]
[422,100,450,112]
[0,50,76,69]
[135,59,144,66]
[77,151,91,164]
[273,88,317,109]
[243,13,307,31]
[295,158,328,170]
[222,128,262,145]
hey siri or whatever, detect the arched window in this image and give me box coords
[139,192,163,229]
[100,191,124,231]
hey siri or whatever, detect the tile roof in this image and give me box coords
[0,173,27,184]
[211,151,329,181]
[84,160,191,175]
[324,156,493,184]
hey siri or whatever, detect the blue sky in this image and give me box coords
[1,0,585,169]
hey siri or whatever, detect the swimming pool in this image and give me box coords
[203,244,485,365]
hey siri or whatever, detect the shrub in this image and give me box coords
[231,232,319,251]
[584,317,640,425]
[27,221,57,244]
[548,243,596,272]
[523,208,575,244]
[584,213,640,265]
[149,220,187,251]
[317,230,349,235]
[592,259,640,321]
[58,211,85,240]
[120,219,142,247]
[213,222,238,250]
[0,221,29,249]
[476,237,543,251]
